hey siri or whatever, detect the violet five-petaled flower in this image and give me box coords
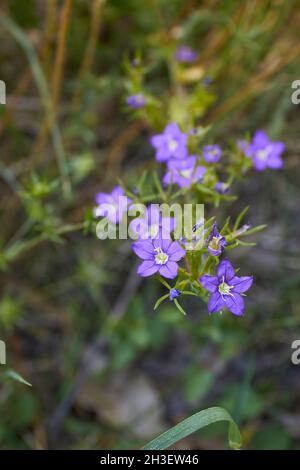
[132,237,186,279]
[200,259,253,316]
[203,144,222,163]
[246,130,285,171]
[150,122,188,162]
[127,93,145,109]
[94,186,131,224]
[163,155,206,188]
[206,223,227,256]
[129,204,175,240]
[174,45,198,63]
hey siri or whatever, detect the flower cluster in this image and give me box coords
[150,123,208,189]
[93,49,285,318]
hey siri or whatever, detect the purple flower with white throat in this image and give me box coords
[163,156,206,188]
[175,45,197,63]
[150,122,188,162]
[206,223,227,256]
[132,236,186,279]
[247,130,285,171]
[127,93,145,109]
[200,259,253,316]
[94,186,131,224]
[203,144,222,163]
[129,204,175,240]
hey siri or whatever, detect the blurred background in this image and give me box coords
[0,0,300,450]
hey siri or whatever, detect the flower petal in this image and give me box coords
[156,146,169,162]
[153,236,172,252]
[137,260,159,277]
[111,186,124,199]
[267,154,283,169]
[199,275,219,293]
[132,240,154,260]
[217,259,235,281]
[231,276,253,293]
[95,193,112,205]
[252,130,269,148]
[165,122,180,135]
[252,155,267,171]
[161,217,176,233]
[208,292,225,314]
[224,293,245,316]
[150,135,164,148]
[159,261,178,279]
[168,241,186,261]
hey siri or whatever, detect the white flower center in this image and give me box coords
[209,236,221,251]
[257,149,268,161]
[179,169,192,179]
[168,139,178,151]
[218,280,234,298]
[154,247,169,265]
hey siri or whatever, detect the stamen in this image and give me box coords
[168,139,178,151]
[218,280,234,300]
[154,247,169,265]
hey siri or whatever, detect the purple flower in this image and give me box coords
[126,93,145,109]
[203,144,222,163]
[247,130,285,171]
[206,223,227,256]
[132,236,186,279]
[174,45,198,63]
[170,288,181,300]
[94,186,131,224]
[200,259,253,316]
[150,122,188,162]
[215,182,230,194]
[129,204,176,240]
[163,156,206,188]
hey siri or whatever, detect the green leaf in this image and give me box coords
[181,290,198,297]
[143,406,242,450]
[174,299,187,316]
[157,276,171,289]
[153,171,166,201]
[154,294,169,310]
[220,216,231,235]
[233,206,249,230]
[236,240,257,247]
[4,369,32,387]
[239,224,267,237]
